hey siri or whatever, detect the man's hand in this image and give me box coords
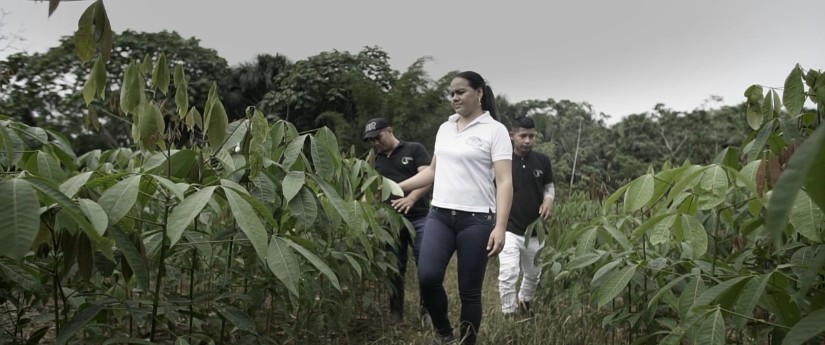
[539,199,554,221]
[390,196,416,214]
[487,226,506,257]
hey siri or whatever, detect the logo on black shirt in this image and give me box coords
[401,157,413,165]
[534,169,544,178]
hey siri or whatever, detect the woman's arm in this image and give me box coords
[487,159,513,257]
[398,155,437,192]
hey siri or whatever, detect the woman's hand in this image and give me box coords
[487,226,506,257]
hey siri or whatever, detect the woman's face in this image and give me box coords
[449,77,483,117]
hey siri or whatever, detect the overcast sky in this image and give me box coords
[2,0,823,122]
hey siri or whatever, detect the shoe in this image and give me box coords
[431,332,456,345]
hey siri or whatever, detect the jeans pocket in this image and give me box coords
[470,212,495,227]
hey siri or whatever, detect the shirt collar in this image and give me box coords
[448,111,493,126]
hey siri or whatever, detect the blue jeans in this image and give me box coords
[391,216,427,314]
[418,207,495,345]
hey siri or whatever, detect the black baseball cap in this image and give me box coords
[362,117,391,141]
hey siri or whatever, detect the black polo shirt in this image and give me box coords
[375,141,432,219]
[508,151,554,236]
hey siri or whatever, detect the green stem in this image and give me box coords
[150,127,174,341]
[219,235,235,345]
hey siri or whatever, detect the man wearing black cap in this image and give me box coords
[363,117,432,325]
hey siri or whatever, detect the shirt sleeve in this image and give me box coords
[490,123,513,162]
[413,143,432,167]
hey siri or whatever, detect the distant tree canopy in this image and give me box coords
[0,30,750,195]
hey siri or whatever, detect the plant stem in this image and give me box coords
[219,234,235,345]
[150,130,174,341]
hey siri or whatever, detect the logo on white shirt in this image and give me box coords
[465,136,483,148]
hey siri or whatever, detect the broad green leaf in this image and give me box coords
[738,160,762,189]
[109,227,149,291]
[660,305,715,345]
[224,188,268,261]
[288,187,317,231]
[697,309,725,345]
[248,109,270,179]
[73,1,96,62]
[797,246,825,303]
[734,272,772,330]
[575,227,598,256]
[747,104,763,131]
[82,75,96,105]
[623,174,655,213]
[77,199,107,237]
[772,90,782,118]
[267,235,300,298]
[701,165,728,197]
[782,307,825,345]
[590,259,622,286]
[98,175,141,225]
[766,125,825,248]
[24,176,100,241]
[681,215,709,258]
[783,64,805,116]
[803,129,825,213]
[282,171,305,203]
[603,184,629,214]
[0,125,24,167]
[0,179,40,261]
[567,253,601,270]
[91,55,107,101]
[679,275,706,317]
[167,186,217,247]
[596,264,637,307]
[56,301,110,345]
[282,134,307,170]
[287,239,341,291]
[152,53,170,95]
[205,99,228,148]
[649,214,677,245]
[149,175,188,201]
[0,259,42,293]
[747,120,774,161]
[692,276,752,314]
[216,305,257,333]
[647,273,690,310]
[382,177,404,200]
[667,166,704,202]
[631,213,672,240]
[761,88,774,120]
[789,190,824,242]
[311,136,335,180]
[174,65,189,118]
[309,174,353,222]
[60,171,93,198]
[139,103,165,152]
[27,151,66,182]
[120,62,144,115]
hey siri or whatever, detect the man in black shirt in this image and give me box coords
[363,117,432,324]
[497,116,554,316]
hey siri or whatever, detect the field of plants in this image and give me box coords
[1,1,825,344]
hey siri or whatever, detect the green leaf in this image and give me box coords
[91,55,107,100]
[701,165,728,197]
[216,305,257,333]
[174,65,189,118]
[603,184,629,214]
[224,188,269,261]
[309,174,353,222]
[139,103,165,152]
[782,307,825,345]
[0,259,43,294]
[766,125,825,248]
[772,90,783,118]
[98,175,141,225]
[311,136,335,180]
[282,134,307,170]
[692,276,752,313]
[248,109,270,179]
[24,176,100,242]
[623,174,655,213]
[27,151,66,182]
[783,64,805,116]
[267,235,300,298]
[149,175,188,201]
[681,214,709,258]
[56,301,110,345]
[747,120,774,161]
[152,53,170,95]
[590,259,622,286]
[697,309,725,345]
[120,62,144,115]
[575,227,598,256]
[649,214,677,245]
[679,275,706,317]
[382,177,404,200]
[734,272,772,330]
[789,190,824,242]
[73,1,96,62]
[288,187,317,231]
[0,179,40,261]
[761,88,774,120]
[60,172,94,198]
[82,75,96,106]
[167,186,217,247]
[747,103,763,131]
[596,264,637,307]
[77,199,107,237]
[109,227,149,291]
[568,253,602,270]
[282,171,305,203]
[287,239,341,291]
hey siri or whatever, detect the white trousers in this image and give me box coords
[497,231,544,314]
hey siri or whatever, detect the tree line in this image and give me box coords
[1,30,751,195]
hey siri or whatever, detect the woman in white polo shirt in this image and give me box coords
[398,71,513,345]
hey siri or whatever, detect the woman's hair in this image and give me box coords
[455,71,499,121]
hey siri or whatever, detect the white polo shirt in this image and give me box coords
[431,111,512,213]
